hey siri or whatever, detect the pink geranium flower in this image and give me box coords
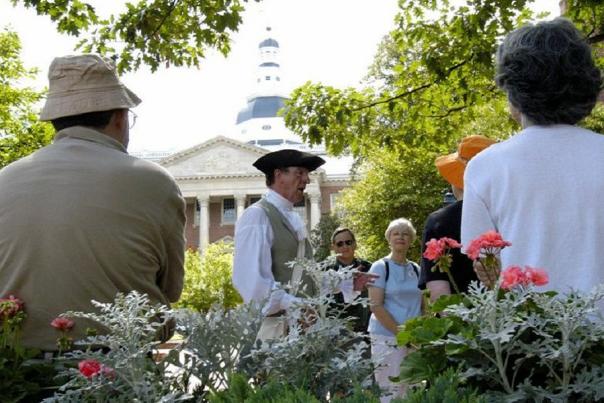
[0,295,24,320]
[422,237,463,294]
[465,231,511,260]
[500,266,527,289]
[525,266,549,286]
[423,237,462,260]
[500,265,549,290]
[51,317,75,332]
[423,238,444,260]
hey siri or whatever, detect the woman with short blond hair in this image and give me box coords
[367,218,421,402]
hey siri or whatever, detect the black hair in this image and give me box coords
[495,18,602,125]
[50,109,118,132]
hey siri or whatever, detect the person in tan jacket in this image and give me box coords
[0,55,186,352]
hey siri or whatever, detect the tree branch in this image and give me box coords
[588,32,604,44]
[149,0,181,39]
[352,82,432,111]
[351,57,472,112]
[418,104,467,118]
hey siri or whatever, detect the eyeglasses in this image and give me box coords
[128,110,138,129]
[335,240,354,247]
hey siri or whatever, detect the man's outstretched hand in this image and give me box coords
[353,271,379,292]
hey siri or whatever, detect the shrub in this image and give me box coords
[399,368,485,403]
[209,373,321,403]
[173,303,263,400]
[45,291,189,402]
[244,258,376,400]
[174,242,242,312]
[398,283,604,401]
[0,295,62,402]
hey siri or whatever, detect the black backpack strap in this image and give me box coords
[411,262,419,278]
[384,259,418,282]
[383,259,389,283]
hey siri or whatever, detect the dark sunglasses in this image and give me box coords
[335,240,354,247]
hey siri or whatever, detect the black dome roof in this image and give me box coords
[236,96,288,124]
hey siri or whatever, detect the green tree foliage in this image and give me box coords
[284,1,604,259]
[582,103,604,133]
[310,213,341,261]
[285,1,603,156]
[284,1,540,157]
[339,146,445,263]
[174,243,242,312]
[0,29,53,168]
[11,0,260,73]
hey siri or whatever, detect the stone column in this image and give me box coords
[309,192,321,230]
[234,193,246,220]
[197,194,210,253]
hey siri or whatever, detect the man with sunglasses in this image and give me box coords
[0,55,185,352]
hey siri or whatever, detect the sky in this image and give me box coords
[1,0,560,153]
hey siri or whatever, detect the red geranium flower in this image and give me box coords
[51,317,75,331]
[78,359,102,379]
[78,359,115,380]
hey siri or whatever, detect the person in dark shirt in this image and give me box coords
[419,135,496,301]
[327,227,373,333]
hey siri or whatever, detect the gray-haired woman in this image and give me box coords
[461,18,604,297]
[368,218,421,402]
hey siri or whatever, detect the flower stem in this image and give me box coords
[445,271,461,294]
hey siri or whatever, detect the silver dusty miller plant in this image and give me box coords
[245,256,375,399]
[169,302,264,400]
[436,282,604,402]
[43,258,377,401]
[44,291,189,402]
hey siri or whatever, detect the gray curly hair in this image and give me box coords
[495,18,602,125]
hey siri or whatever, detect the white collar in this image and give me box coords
[266,189,294,212]
[265,189,306,240]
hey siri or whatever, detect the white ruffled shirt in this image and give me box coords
[232,189,355,315]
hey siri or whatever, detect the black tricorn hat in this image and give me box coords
[253,149,326,175]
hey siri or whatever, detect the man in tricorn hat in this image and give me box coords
[233,149,326,339]
[234,149,377,339]
[419,135,495,302]
[0,55,185,353]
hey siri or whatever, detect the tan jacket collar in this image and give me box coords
[54,126,127,153]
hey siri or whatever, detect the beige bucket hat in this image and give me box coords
[40,54,141,121]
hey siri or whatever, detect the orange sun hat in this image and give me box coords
[435,135,496,189]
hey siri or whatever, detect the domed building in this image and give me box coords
[235,29,304,149]
[156,28,354,252]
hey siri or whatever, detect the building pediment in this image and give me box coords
[159,136,268,178]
